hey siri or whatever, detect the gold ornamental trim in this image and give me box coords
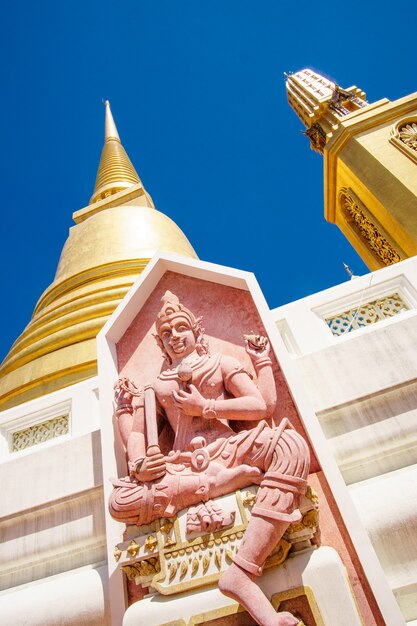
[339,188,402,266]
[157,585,321,625]
[3,301,119,372]
[74,183,154,224]
[3,284,131,363]
[0,359,97,411]
[0,318,106,377]
[271,586,325,626]
[20,284,132,338]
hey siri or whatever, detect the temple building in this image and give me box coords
[0,74,416,626]
[286,68,417,269]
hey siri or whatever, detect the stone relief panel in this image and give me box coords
[109,282,310,626]
[109,272,315,626]
[102,269,382,626]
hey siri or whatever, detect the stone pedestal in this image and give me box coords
[123,546,362,626]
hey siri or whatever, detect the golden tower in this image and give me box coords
[286,69,417,269]
[0,102,197,410]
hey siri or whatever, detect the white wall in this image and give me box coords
[272,256,417,624]
[0,377,111,625]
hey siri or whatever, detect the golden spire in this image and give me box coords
[0,101,197,410]
[90,101,142,204]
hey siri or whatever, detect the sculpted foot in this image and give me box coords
[219,564,299,626]
[186,501,235,534]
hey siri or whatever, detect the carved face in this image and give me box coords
[158,314,197,363]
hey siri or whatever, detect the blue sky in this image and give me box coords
[0,1,416,361]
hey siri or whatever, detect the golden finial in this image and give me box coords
[343,262,359,280]
[90,100,142,204]
[103,99,121,143]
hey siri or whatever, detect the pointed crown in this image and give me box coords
[155,291,197,334]
[154,291,208,363]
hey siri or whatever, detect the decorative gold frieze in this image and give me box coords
[160,520,174,535]
[144,535,158,551]
[122,557,160,582]
[202,553,210,574]
[169,562,178,582]
[127,540,140,558]
[214,552,222,569]
[11,415,69,452]
[340,189,401,266]
[305,485,319,506]
[165,537,176,547]
[115,487,319,596]
[191,557,199,577]
[325,292,409,336]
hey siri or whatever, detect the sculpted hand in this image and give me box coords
[172,384,205,416]
[244,333,270,361]
[135,452,166,482]
[114,377,140,413]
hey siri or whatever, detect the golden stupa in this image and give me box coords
[0,102,197,410]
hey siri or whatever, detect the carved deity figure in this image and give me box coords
[110,291,310,626]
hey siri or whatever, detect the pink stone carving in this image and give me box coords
[186,501,235,535]
[109,291,309,626]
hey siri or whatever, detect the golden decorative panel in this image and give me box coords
[325,292,409,336]
[340,189,401,266]
[11,415,69,452]
[114,486,319,596]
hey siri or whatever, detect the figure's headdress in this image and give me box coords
[155,291,196,334]
[154,291,208,363]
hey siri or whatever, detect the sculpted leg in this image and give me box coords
[219,517,299,626]
[218,426,309,626]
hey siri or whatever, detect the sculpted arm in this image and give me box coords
[114,379,166,481]
[244,335,277,418]
[219,359,267,420]
[125,407,147,465]
[173,355,267,421]
[114,379,144,455]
